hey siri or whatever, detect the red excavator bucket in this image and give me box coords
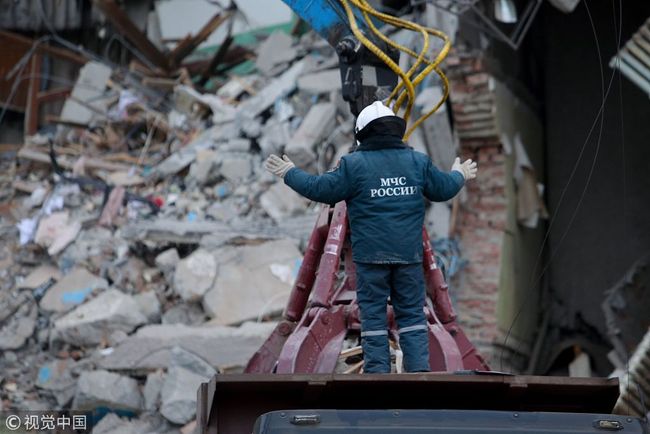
[244,203,488,375]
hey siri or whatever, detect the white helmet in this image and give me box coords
[355,101,395,134]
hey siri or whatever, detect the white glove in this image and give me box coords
[452,157,478,181]
[264,154,295,178]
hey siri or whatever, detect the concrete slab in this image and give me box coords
[99,322,276,372]
[40,268,108,313]
[202,239,302,325]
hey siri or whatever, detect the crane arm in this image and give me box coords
[281,0,400,115]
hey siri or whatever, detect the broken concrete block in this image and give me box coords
[237,60,306,118]
[60,62,112,124]
[161,384,196,424]
[99,322,276,372]
[0,291,37,350]
[259,119,291,157]
[40,267,108,313]
[173,249,217,302]
[241,117,262,139]
[23,186,48,208]
[36,358,77,407]
[203,239,302,325]
[155,248,180,273]
[60,226,125,269]
[160,346,216,424]
[168,344,216,377]
[255,31,297,76]
[154,150,197,178]
[205,202,238,222]
[92,413,130,434]
[34,211,81,256]
[260,182,310,222]
[297,69,341,94]
[108,329,128,346]
[91,413,170,434]
[221,138,251,153]
[17,265,62,290]
[143,370,165,412]
[162,303,205,325]
[286,102,337,167]
[72,370,142,412]
[187,149,219,186]
[218,153,253,183]
[121,219,232,244]
[53,289,147,346]
[134,290,161,323]
[93,413,178,434]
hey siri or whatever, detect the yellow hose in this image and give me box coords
[339,0,451,140]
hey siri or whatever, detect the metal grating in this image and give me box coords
[611,17,650,97]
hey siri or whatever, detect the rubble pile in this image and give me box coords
[0,28,355,432]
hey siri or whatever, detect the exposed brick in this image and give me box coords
[448,47,510,368]
[466,72,490,86]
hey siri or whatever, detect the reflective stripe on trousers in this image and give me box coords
[355,262,431,373]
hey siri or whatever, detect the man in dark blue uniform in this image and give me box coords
[264,101,477,373]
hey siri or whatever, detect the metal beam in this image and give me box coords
[93,0,170,71]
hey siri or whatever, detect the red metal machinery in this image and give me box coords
[244,201,488,374]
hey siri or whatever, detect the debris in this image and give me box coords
[218,152,254,183]
[237,59,306,118]
[72,369,142,412]
[173,249,217,302]
[40,268,109,313]
[36,359,78,407]
[0,21,454,424]
[155,248,181,273]
[34,211,82,255]
[568,351,591,378]
[255,31,297,76]
[143,370,165,412]
[59,61,112,124]
[285,102,337,167]
[134,290,162,323]
[187,149,219,187]
[203,239,302,325]
[260,182,310,222]
[98,186,126,227]
[92,412,179,434]
[160,346,216,424]
[162,303,205,326]
[0,291,37,350]
[17,265,62,290]
[53,289,147,346]
[99,322,276,372]
[297,69,341,94]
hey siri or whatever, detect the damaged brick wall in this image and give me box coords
[447,49,508,366]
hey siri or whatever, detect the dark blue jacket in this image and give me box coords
[284,130,464,264]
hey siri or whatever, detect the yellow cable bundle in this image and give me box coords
[338,0,451,140]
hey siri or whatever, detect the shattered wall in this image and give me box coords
[447,47,547,370]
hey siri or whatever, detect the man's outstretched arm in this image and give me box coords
[423,157,477,202]
[264,154,353,204]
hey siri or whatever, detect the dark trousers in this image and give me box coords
[355,262,431,373]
